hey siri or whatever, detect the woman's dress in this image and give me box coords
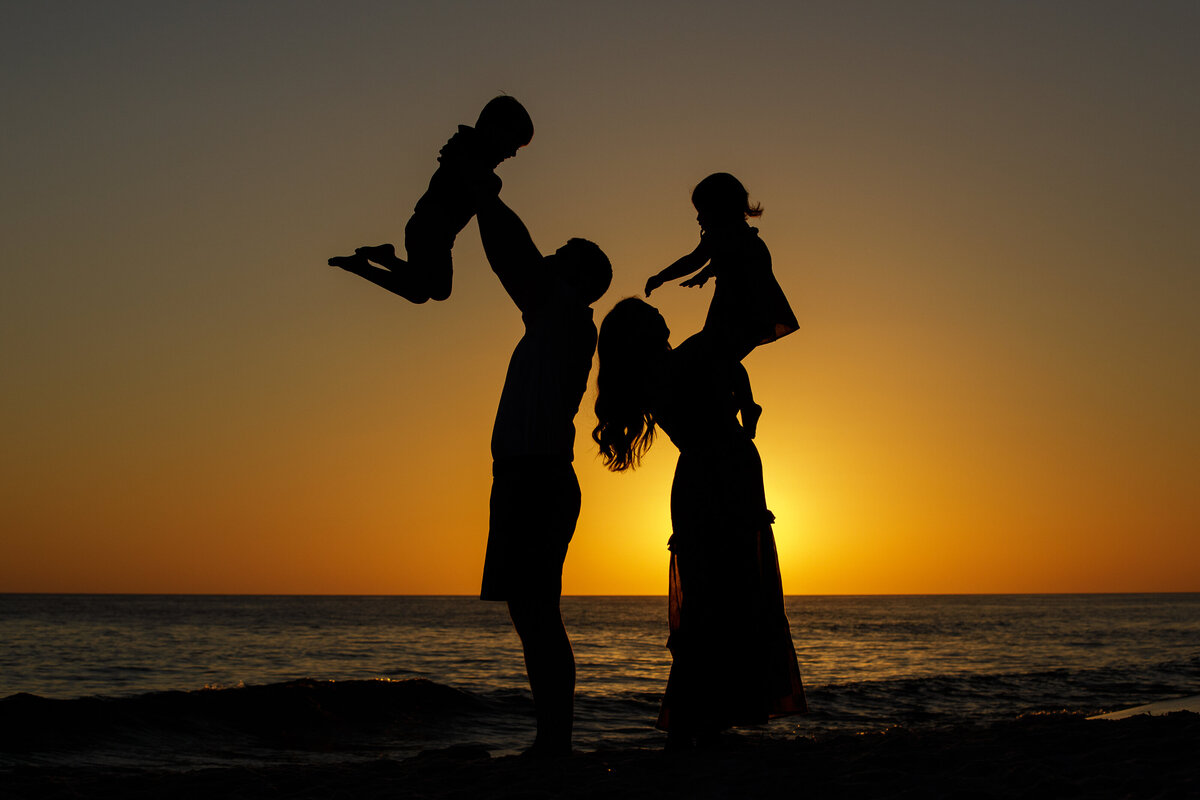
[704,224,799,360]
[651,335,806,734]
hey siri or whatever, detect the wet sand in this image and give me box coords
[6,709,1197,799]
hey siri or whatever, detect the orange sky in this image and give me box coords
[2,2,1198,594]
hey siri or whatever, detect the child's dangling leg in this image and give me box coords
[413,249,452,302]
[732,362,762,439]
[353,242,451,302]
[698,326,763,438]
[354,242,399,266]
[401,217,455,303]
[327,244,436,304]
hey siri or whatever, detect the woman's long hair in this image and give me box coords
[592,298,665,471]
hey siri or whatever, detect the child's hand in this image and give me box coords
[437,131,469,163]
[645,274,665,297]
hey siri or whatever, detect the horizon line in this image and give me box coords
[3,591,1198,598]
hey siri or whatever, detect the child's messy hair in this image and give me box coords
[691,172,763,219]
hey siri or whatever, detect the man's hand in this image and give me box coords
[645,274,665,296]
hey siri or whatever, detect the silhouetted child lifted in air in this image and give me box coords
[328,96,534,303]
[645,173,798,438]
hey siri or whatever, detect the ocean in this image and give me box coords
[1,594,1197,770]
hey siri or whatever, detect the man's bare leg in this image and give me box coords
[507,597,575,756]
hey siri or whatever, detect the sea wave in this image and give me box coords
[5,653,1196,759]
[0,678,509,767]
[3,595,1196,769]
[799,653,1200,735]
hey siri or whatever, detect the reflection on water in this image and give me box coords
[1,593,1197,751]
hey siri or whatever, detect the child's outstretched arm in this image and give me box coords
[679,265,714,288]
[645,237,710,296]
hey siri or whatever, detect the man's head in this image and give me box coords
[553,238,612,306]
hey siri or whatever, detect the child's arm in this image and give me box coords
[679,265,714,288]
[645,237,710,296]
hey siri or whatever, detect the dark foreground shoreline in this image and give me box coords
[5,711,1197,800]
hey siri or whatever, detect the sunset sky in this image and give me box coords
[3,1,1197,595]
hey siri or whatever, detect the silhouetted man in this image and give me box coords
[474,186,611,756]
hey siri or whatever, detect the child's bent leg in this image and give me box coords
[416,249,453,302]
[405,218,454,302]
[329,249,434,304]
[355,243,399,265]
[354,243,441,302]
[732,362,763,439]
[328,252,369,270]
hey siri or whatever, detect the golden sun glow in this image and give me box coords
[3,3,1198,595]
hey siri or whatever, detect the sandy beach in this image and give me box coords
[6,708,1196,800]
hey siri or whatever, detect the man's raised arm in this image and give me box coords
[475,192,546,312]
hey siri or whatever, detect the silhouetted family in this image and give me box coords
[328,96,806,755]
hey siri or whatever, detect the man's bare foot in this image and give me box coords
[742,402,763,438]
[354,243,397,265]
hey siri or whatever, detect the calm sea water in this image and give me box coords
[1,594,1197,767]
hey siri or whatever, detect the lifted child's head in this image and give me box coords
[475,96,534,162]
[691,172,762,230]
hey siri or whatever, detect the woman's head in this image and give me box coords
[599,297,670,351]
[592,298,670,471]
[691,172,763,230]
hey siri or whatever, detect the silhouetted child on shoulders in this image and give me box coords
[645,173,797,438]
[329,96,534,303]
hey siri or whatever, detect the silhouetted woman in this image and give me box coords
[592,297,806,747]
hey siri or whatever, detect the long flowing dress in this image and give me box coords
[650,335,807,734]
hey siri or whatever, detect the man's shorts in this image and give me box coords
[480,458,580,601]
